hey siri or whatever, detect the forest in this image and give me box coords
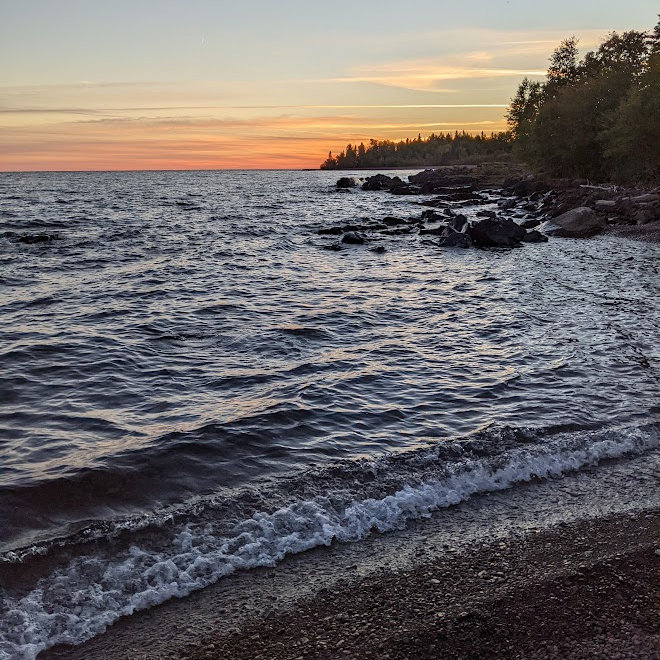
[319,132,512,170]
[507,18,659,182]
[321,18,659,183]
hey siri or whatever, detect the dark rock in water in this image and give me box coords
[469,218,526,248]
[379,227,413,236]
[476,210,497,218]
[342,223,373,232]
[317,227,343,235]
[420,199,447,209]
[419,225,448,236]
[370,245,386,254]
[390,184,421,195]
[382,216,407,227]
[18,233,58,244]
[537,207,605,238]
[438,227,473,248]
[499,199,516,211]
[362,174,404,191]
[521,230,548,243]
[448,214,468,232]
[520,218,540,230]
[336,177,357,189]
[341,231,365,245]
[322,243,342,251]
[421,210,444,222]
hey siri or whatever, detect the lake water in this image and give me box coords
[0,169,658,658]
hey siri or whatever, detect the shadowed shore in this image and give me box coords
[44,451,660,660]
[177,512,660,660]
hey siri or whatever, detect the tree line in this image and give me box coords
[507,18,659,183]
[320,131,512,170]
[320,18,658,183]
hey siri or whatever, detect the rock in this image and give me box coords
[390,184,421,195]
[505,178,551,197]
[18,233,57,244]
[475,210,497,218]
[317,227,343,235]
[381,216,407,227]
[521,230,548,243]
[499,199,516,210]
[335,177,356,189]
[362,174,404,191]
[322,243,342,251]
[633,208,658,225]
[421,210,444,222]
[520,218,540,229]
[370,245,386,254]
[419,225,448,236]
[537,207,606,238]
[448,214,468,232]
[438,227,473,248]
[469,217,526,247]
[341,231,365,245]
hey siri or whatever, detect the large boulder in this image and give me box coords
[537,207,606,238]
[468,217,526,247]
[336,177,356,189]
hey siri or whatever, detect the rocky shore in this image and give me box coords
[322,164,659,250]
[43,450,660,660]
[178,512,659,660]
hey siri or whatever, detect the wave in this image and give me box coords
[0,422,657,659]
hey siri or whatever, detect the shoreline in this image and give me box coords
[44,452,660,660]
[183,511,659,660]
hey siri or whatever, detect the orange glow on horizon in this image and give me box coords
[0,114,510,171]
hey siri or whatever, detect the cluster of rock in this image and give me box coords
[317,206,547,251]
[326,166,658,250]
[501,178,659,233]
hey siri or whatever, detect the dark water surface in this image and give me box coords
[0,170,658,658]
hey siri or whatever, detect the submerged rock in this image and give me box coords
[317,227,343,235]
[341,231,365,245]
[18,233,58,244]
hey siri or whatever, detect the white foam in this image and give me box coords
[0,426,657,660]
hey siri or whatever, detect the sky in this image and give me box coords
[0,1,657,170]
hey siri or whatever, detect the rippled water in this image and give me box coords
[0,170,658,657]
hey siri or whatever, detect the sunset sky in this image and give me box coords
[1,1,656,170]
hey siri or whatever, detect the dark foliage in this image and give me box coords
[507,18,660,183]
[320,131,512,170]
